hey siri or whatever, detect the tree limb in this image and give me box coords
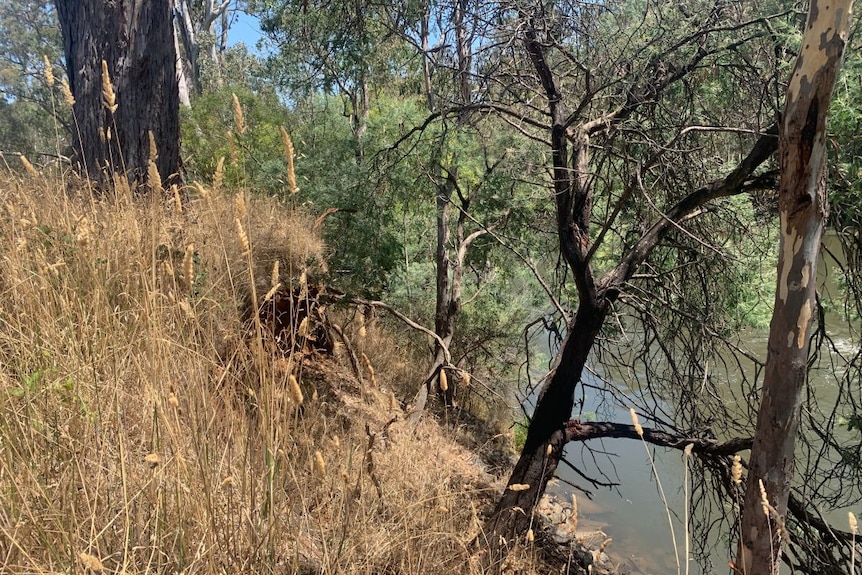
[603,122,779,295]
[563,420,753,456]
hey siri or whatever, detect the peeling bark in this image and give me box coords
[737,2,853,573]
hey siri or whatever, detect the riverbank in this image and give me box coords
[0,172,620,575]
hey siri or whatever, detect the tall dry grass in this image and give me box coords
[0,169,519,575]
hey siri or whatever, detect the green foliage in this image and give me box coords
[182,86,291,193]
[0,0,69,158]
[829,38,862,227]
[252,0,414,99]
[838,414,862,434]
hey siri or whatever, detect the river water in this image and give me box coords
[524,238,861,574]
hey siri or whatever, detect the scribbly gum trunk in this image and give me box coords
[737,2,852,573]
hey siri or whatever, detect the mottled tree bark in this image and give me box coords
[737,2,853,574]
[55,0,181,189]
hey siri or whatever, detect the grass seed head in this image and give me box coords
[148,130,158,162]
[629,408,643,437]
[313,450,326,478]
[361,353,377,388]
[732,455,742,485]
[79,552,104,572]
[358,321,367,339]
[288,374,304,405]
[61,77,75,105]
[214,156,225,191]
[75,217,90,248]
[758,479,770,518]
[183,244,195,288]
[280,126,298,195]
[235,192,247,220]
[850,511,858,534]
[193,181,209,201]
[270,260,280,288]
[570,494,579,533]
[232,93,246,135]
[439,369,448,392]
[147,160,162,191]
[172,184,183,214]
[19,155,38,176]
[263,282,281,303]
[235,217,250,254]
[43,54,54,86]
[100,60,117,113]
[298,316,311,339]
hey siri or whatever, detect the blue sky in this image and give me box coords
[227,10,266,54]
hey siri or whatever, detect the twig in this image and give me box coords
[329,323,363,386]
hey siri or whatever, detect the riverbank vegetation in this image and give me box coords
[2,0,862,573]
[0,170,557,574]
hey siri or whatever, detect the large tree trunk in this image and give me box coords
[737,2,852,573]
[56,0,181,189]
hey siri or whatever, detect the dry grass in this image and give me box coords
[0,169,558,575]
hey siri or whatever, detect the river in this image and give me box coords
[524,237,861,574]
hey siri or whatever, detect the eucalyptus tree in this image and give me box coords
[252,0,400,151]
[55,0,181,188]
[173,0,238,104]
[738,2,853,572]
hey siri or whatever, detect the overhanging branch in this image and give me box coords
[604,123,779,293]
[564,420,752,456]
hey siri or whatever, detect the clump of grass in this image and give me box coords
[0,167,507,575]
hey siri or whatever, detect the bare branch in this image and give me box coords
[564,420,752,456]
[603,123,779,295]
[349,297,452,365]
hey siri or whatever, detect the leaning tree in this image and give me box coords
[55,0,181,188]
[477,2,862,572]
[482,2,782,555]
